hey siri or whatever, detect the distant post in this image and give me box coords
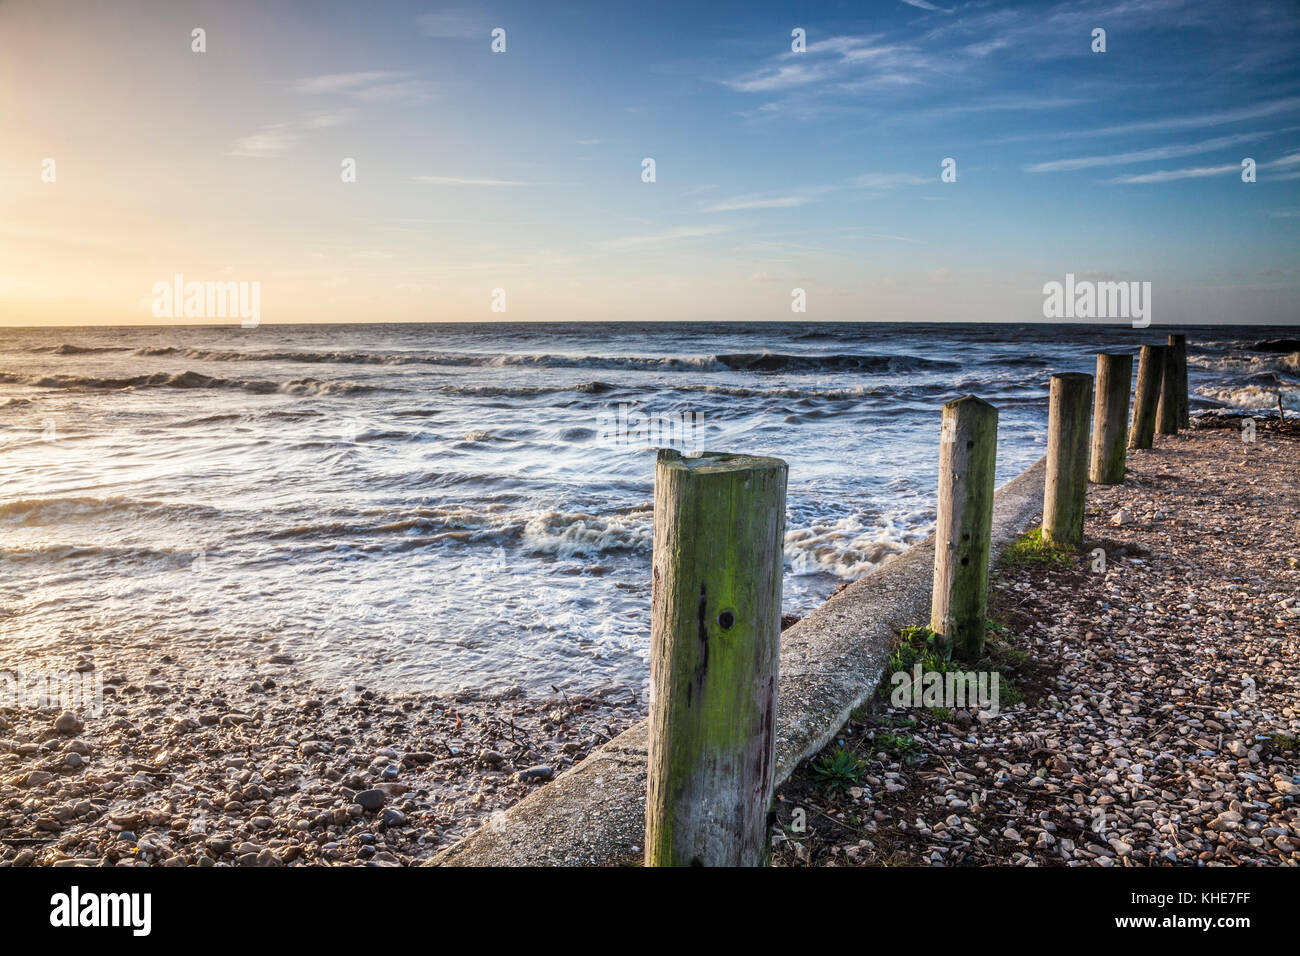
[1043,373,1094,549]
[645,449,787,867]
[1089,353,1132,484]
[1129,344,1166,449]
[930,396,998,659]
[1155,345,1180,436]
[1167,333,1189,428]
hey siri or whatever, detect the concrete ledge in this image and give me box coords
[432,456,1046,866]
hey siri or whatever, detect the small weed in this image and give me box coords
[874,729,922,763]
[1265,732,1297,753]
[997,528,1074,570]
[996,674,1024,707]
[811,746,866,791]
[927,706,954,722]
[878,714,916,729]
[890,625,952,674]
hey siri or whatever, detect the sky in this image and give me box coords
[2,0,1299,326]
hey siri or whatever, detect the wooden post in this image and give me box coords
[930,396,998,660]
[1088,353,1132,484]
[645,449,787,867]
[1043,373,1094,549]
[1155,345,1180,435]
[1167,333,1189,428]
[1128,344,1166,449]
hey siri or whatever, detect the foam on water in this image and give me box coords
[0,321,1290,696]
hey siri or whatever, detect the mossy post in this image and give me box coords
[1043,372,1094,549]
[930,396,998,659]
[1089,353,1132,484]
[1167,333,1189,428]
[1129,344,1166,450]
[645,449,787,867]
[1155,344,1180,436]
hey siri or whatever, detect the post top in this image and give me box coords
[1051,372,1094,383]
[942,394,996,411]
[656,448,788,474]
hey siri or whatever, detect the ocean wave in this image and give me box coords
[1190,351,1300,376]
[784,513,931,579]
[711,352,957,373]
[1196,383,1300,412]
[0,369,380,396]
[519,510,653,557]
[1252,338,1300,353]
[0,543,193,563]
[435,380,618,398]
[239,499,931,576]
[0,495,225,525]
[243,503,654,558]
[28,344,133,355]
[101,346,960,374]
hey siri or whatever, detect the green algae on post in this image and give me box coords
[645,449,788,867]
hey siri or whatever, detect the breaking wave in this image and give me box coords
[0,369,381,396]
[98,346,961,374]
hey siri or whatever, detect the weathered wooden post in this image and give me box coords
[1167,333,1189,428]
[930,396,998,659]
[1155,344,1180,436]
[1128,344,1166,449]
[1089,353,1132,484]
[1042,373,1094,548]
[645,449,787,867]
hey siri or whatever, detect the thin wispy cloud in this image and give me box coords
[850,171,933,190]
[1004,96,1300,145]
[293,71,433,103]
[900,0,953,12]
[230,112,350,158]
[410,175,531,186]
[1108,150,1300,183]
[927,95,1088,117]
[598,225,733,249]
[1107,162,1241,184]
[1026,132,1269,173]
[925,0,1212,64]
[703,195,811,212]
[722,34,940,95]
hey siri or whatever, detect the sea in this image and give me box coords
[1,321,1295,698]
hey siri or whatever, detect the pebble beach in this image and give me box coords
[774,416,1299,866]
[0,678,640,867]
[2,417,1296,867]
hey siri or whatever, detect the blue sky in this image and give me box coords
[3,0,1299,323]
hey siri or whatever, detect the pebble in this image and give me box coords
[53,712,84,735]
[516,765,555,784]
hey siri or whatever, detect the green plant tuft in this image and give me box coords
[811,746,867,791]
[997,527,1075,570]
[873,729,922,763]
[889,624,953,674]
